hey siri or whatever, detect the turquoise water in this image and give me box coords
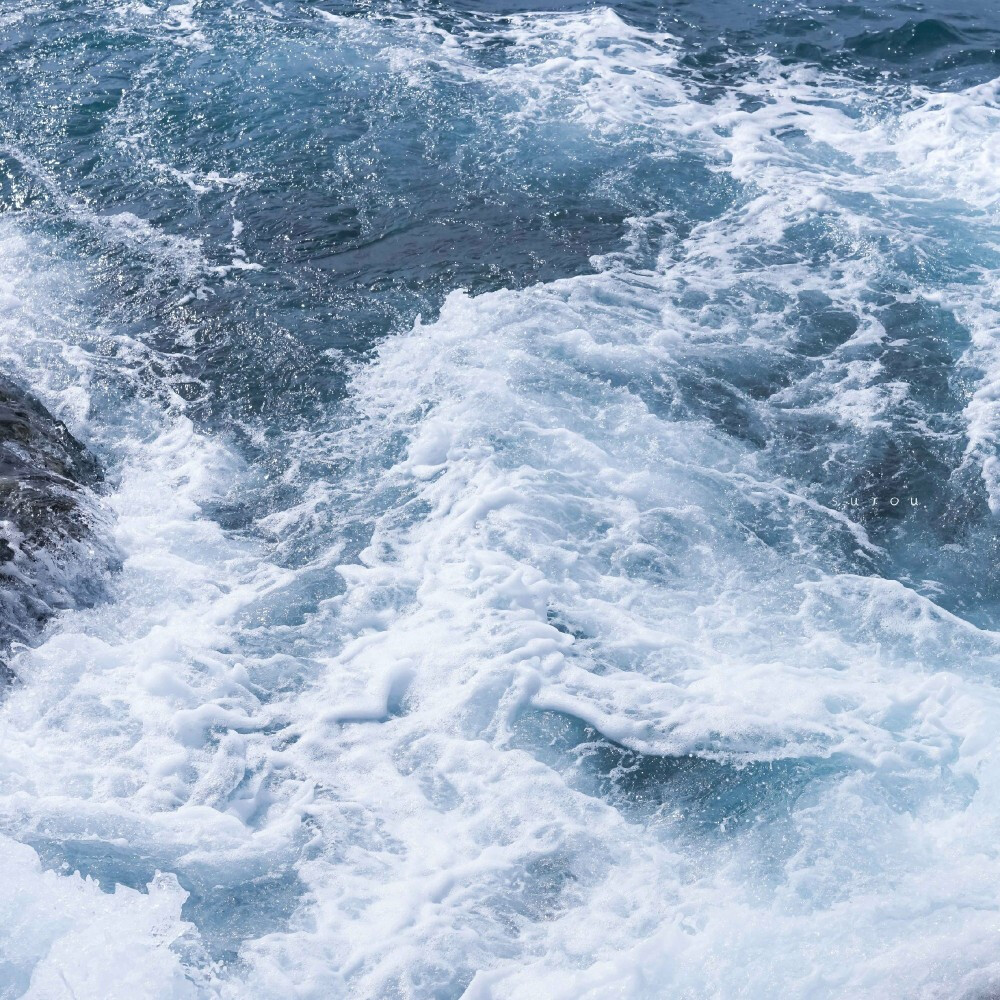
[1,2,1000,997]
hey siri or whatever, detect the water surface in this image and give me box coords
[1,1,999,997]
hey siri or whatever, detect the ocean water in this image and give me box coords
[1,0,999,997]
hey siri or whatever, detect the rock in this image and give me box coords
[0,376,116,679]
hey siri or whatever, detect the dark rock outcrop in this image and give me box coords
[0,376,115,679]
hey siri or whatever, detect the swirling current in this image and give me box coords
[1,1,999,997]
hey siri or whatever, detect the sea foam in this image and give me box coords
[2,4,1000,999]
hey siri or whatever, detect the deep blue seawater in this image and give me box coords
[1,1,999,997]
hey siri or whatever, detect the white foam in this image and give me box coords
[3,5,1000,998]
[0,222,302,992]
[0,835,203,1000]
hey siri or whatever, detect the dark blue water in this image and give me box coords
[0,2,998,998]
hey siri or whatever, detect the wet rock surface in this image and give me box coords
[0,376,114,679]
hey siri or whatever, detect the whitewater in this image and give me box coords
[1,1,1000,997]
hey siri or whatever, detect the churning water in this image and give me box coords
[1,0,1000,997]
